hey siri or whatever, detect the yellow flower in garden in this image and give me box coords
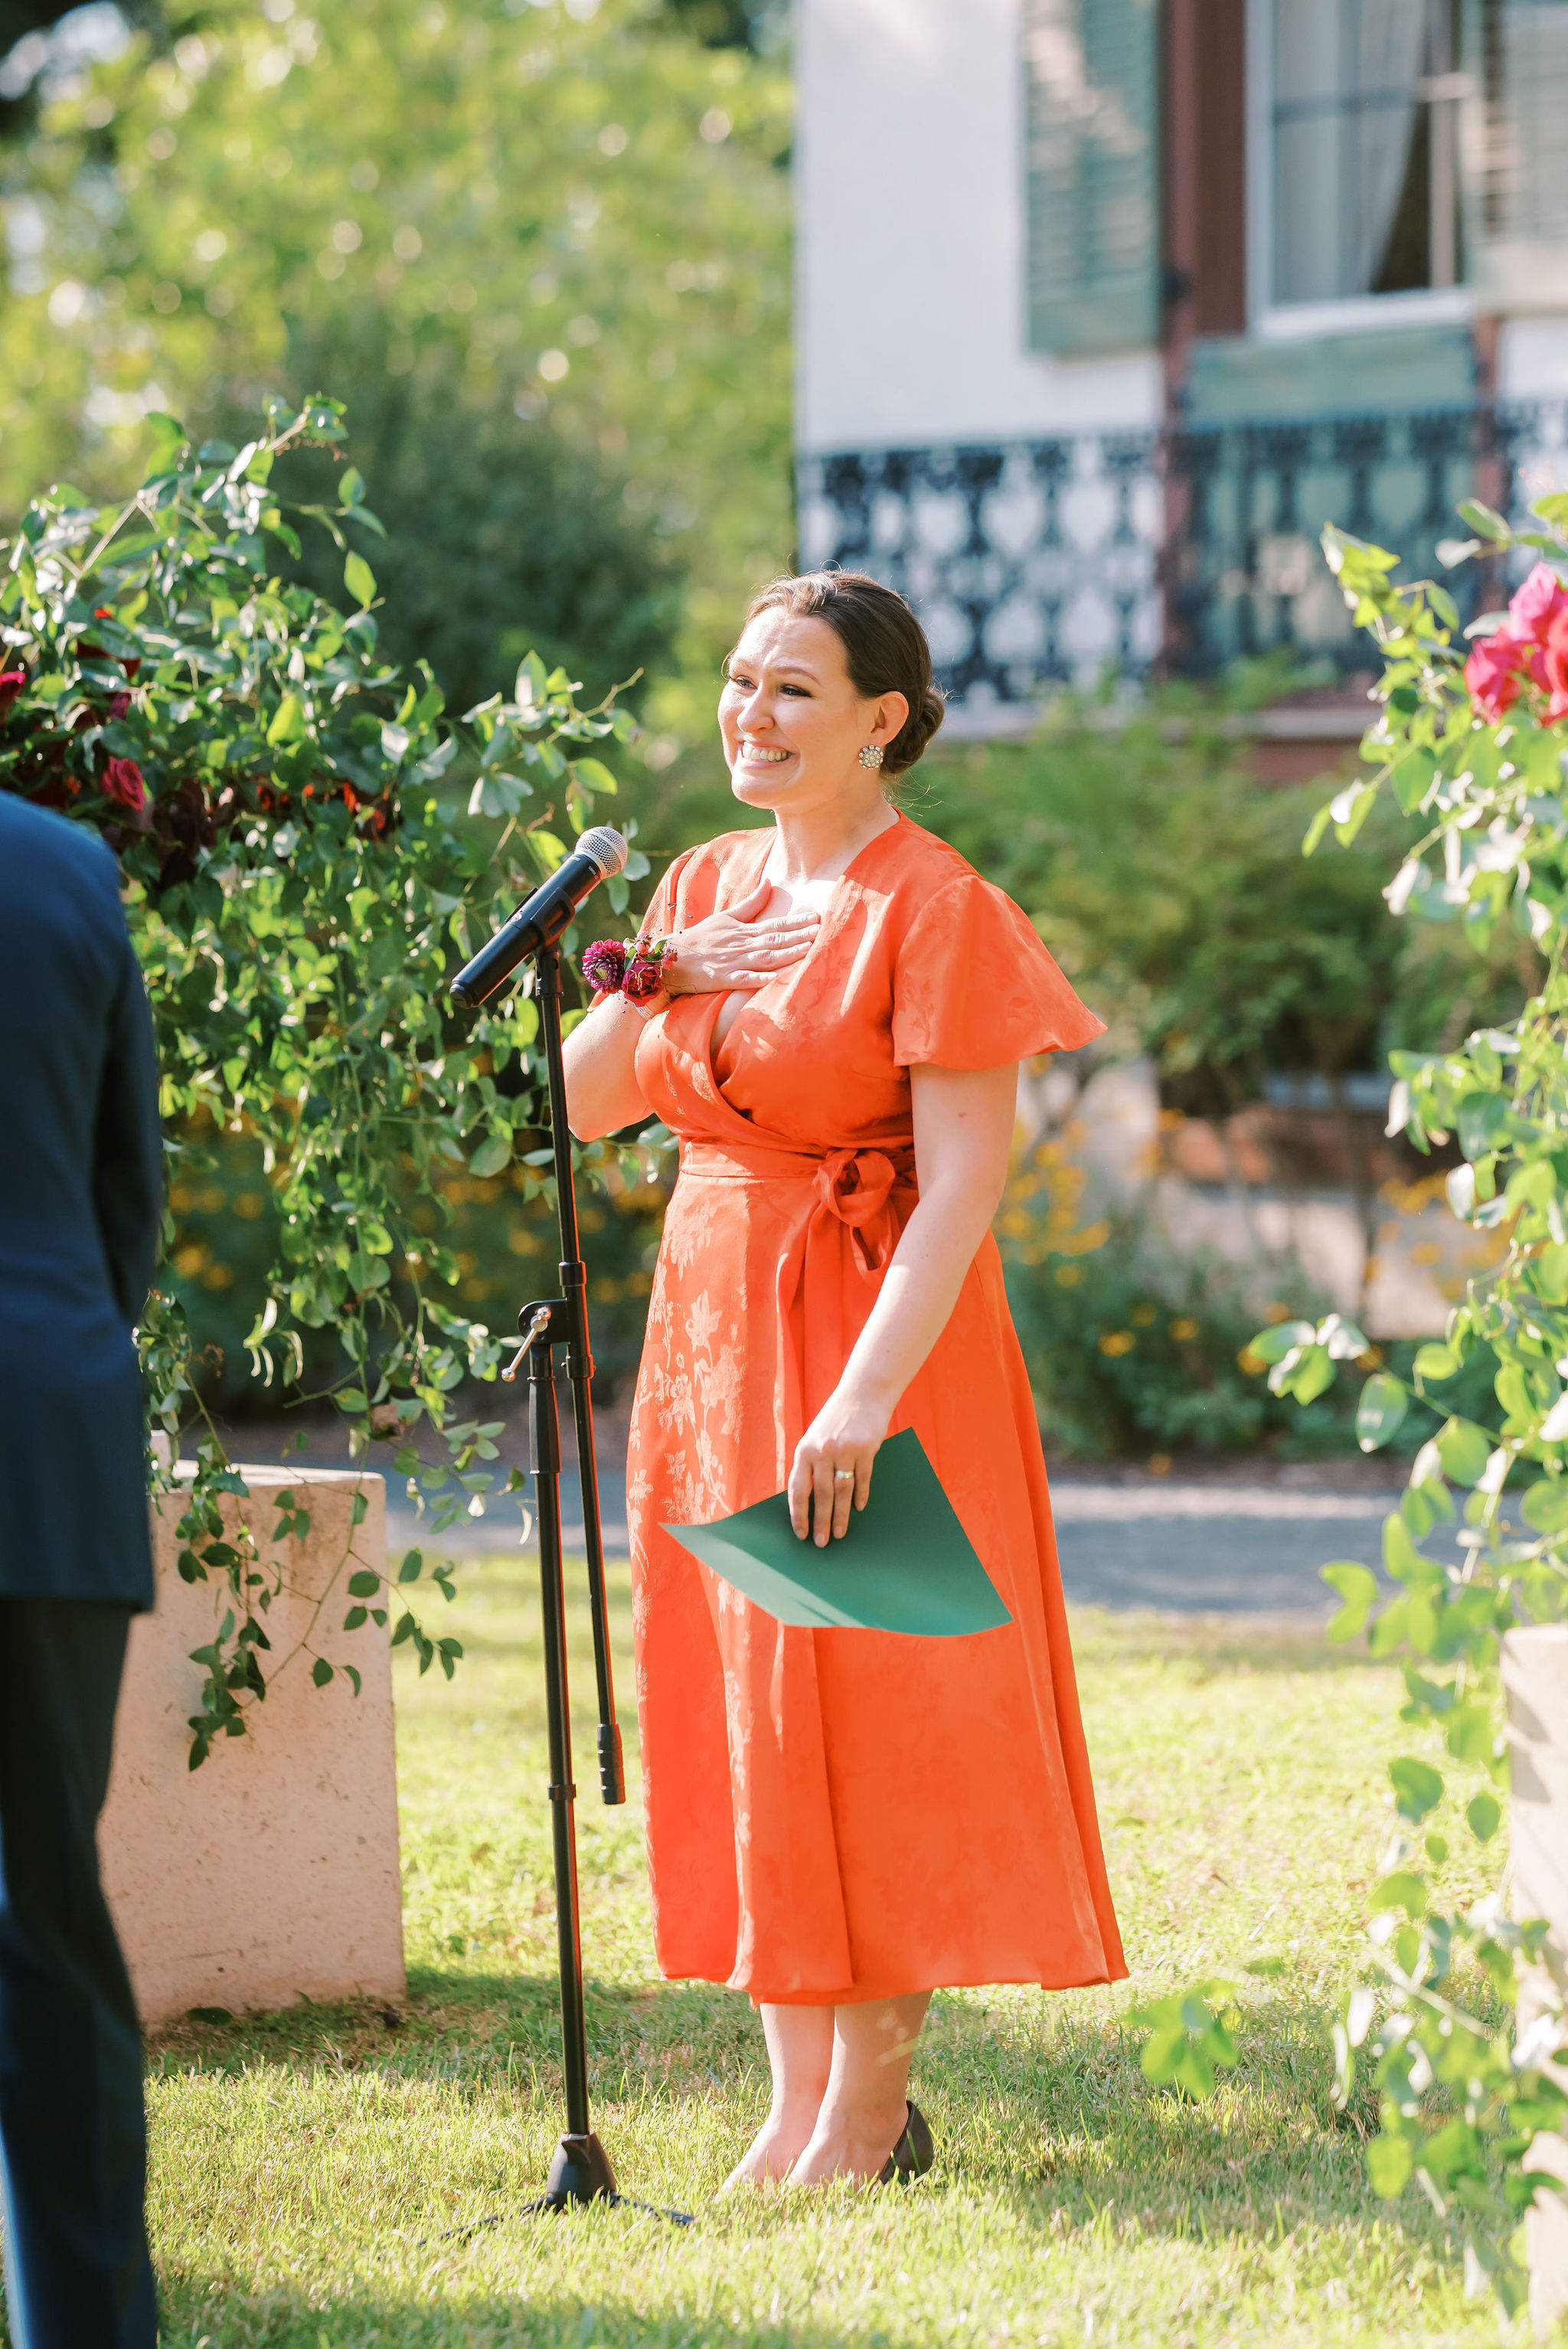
[1131,1302,1157,1327]
[1099,1331,1135,1357]
[1238,1346,1266,1374]
[1055,1264,1082,1287]
[1170,1318,1200,1341]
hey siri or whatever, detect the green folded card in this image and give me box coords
[663,1427,1011,1637]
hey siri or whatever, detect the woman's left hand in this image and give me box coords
[788,1387,891,1546]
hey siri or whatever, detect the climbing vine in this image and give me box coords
[1140,509,1568,2318]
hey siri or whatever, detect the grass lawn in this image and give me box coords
[60,1556,1524,2345]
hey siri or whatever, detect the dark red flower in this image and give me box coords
[103,756,146,813]
[108,691,130,719]
[581,939,629,993]
[93,606,113,619]
[0,670,24,712]
[621,956,665,1005]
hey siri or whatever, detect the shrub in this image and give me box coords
[0,393,650,1757]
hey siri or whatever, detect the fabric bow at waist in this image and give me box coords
[677,1138,919,1446]
[679,1139,916,1275]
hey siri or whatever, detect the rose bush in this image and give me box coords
[1140,505,1568,2319]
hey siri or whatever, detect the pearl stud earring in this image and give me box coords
[858,743,884,771]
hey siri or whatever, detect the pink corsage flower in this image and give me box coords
[0,670,24,713]
[581,939,629,994]
[583,931,678,1005]
[621,956,665,1005]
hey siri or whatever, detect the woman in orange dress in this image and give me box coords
[564,571,1125,2190]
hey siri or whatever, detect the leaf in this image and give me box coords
[1523,1478,1568,1533]
[344,550,377,609]
[1436,1417,1492,1487]
[570,755,619,797]
[1413,1341,1460,1385]
[1367,2133,1414,2197]
[1357,1371,1408,1451]
[312,1657,333,1687]
[266,692,305,746]
[347,1569,381,1597]
[1457,498,1512,543]
[1370,1870,1427,1918]
[338,466,366,508]
[469,1130,514,1180]
[1467,1792,1501,1841]
[1281,1345,1334,1405]
[1383,1511,1436,1584]
[398,1550,424,1583]
[1247,1318,1317,1365]
[1389,1756,1445,1822]
[1322,1560,1379,1641]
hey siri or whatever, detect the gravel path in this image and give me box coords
[382,1450,1425,1622]
[247,1411,1425,1620]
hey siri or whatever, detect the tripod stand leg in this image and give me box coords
[531,1351,617,2204]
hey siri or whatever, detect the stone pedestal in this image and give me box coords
[1503,1625,1568,2336]
[99,1466,405,2026]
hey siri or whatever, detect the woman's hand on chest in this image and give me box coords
[663,874,820,1001]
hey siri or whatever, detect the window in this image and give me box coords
[1466,0,1568,307]
[1263,0,1465,308]
[1023,0,1159,354]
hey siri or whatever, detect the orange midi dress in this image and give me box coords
[624,813,1127,2004]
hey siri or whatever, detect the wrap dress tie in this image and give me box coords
[623,815,1128,2003]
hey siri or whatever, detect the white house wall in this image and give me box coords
[793,0,1162,452]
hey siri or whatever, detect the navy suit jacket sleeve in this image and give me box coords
[93,923,162,1326]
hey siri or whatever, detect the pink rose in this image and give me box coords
[621,956,665,1005]
[1542,605,1568,720]
[1465,631,1534,720]
[0,670,23,713]
[103,755,146,813]
[1508,560,1568,645]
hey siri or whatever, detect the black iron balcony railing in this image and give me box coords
[797,397,1568,708]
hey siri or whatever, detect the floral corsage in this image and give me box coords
[581,933,679,1007]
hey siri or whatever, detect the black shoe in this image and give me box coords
[877,2099,933,2184]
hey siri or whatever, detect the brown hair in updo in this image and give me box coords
[739,570,946,777]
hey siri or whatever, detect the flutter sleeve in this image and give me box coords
[890,871,1106,1068]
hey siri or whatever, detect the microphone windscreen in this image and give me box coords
[576,825,629,879]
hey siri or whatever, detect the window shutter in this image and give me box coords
[1023,0,1160,354]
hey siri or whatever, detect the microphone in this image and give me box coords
[449,825,629,1007]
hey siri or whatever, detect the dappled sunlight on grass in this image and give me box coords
[82,1553,1511,2346]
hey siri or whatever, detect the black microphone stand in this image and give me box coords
[491,941,687,2222]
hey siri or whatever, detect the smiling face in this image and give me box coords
[717,610,910,817]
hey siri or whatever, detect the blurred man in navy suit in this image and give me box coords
[0,794,162,2347]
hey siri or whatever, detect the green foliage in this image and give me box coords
[0,0,793,729]
[1232,514,1568,2314]
[0,392,653,1761]
[920,681,1537,1115]
[997,1152,1341,1456]
[270,314,684,713]
[1129,1980,1242,2102]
